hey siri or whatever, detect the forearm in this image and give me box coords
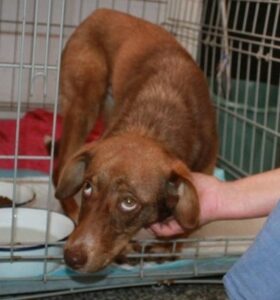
[215,168,280,220]
[150,169,280,237]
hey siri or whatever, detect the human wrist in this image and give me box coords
[193,174,226,225]
[212,179,250,221]
[211,180,234,221]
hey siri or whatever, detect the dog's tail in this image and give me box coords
[44,135,60,157]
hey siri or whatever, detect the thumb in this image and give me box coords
[149,219,185,237]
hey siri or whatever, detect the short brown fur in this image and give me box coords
[55,9,218,273]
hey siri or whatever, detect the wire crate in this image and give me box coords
[0,236,254,298]
[0,0,279,297]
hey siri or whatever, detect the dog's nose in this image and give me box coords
[64,246,88,270]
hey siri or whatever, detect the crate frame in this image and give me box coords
[0,0,279,297]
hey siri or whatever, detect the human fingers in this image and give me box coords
[149,219,184,237]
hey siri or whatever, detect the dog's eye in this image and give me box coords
[83,181,93,198]
[120,197,138,212]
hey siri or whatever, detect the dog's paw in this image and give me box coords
[114,240,183,266]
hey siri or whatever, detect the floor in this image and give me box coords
[42,284,228,300]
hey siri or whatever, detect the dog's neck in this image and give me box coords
[103,81,196,165]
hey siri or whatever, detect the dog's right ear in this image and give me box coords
[55,150,91,200]
[166,160,200,229]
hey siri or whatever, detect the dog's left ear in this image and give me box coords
[55,148,91,200]
[166,160,200,229]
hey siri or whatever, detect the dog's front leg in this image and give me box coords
[54,44,108,222]
[54,103,101,222]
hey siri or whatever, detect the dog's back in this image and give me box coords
[56,9,218,272]
[61,9,217,174]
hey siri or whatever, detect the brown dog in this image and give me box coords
[54,9,218,273]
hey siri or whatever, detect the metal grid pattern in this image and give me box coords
[1,1,279,176]
[0,0,168,112]
[167,0,280,178]
[0,0,279,297]
[0,236,254,298]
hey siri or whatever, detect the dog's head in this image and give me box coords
[56,134,199,272]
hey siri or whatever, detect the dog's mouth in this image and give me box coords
[64,245,117,273]
[64,250,114,273]
[63,232,134,273]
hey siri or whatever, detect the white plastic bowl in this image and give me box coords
[0,208,74,278]
[0,182,35,206]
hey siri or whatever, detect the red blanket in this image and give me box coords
[0,109,104,173]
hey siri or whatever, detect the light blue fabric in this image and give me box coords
[224,200,280,300]
[0,169,47,178]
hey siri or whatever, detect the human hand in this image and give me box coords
[150,173,223,237]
